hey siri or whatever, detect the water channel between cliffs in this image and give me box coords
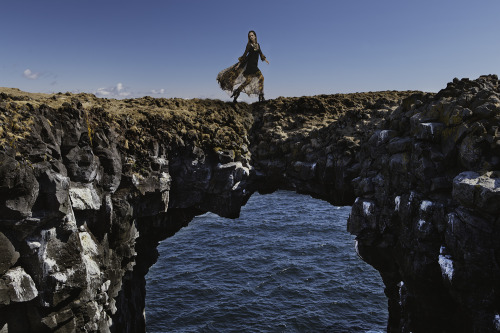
[145,190,387,333]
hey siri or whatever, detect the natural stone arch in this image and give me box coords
[0,75,499,332]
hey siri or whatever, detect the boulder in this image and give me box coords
[69,183,101,211]
[3,267,38,302]
[453,171,500,214]
[64,146,100,183]
[0,154,39,220]
[0,232,19,275]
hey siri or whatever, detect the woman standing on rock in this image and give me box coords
[217,30,269,103]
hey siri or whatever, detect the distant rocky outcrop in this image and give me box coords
[0,75,498,333]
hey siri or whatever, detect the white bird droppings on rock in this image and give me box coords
[395,196,400,211]
[420,200,433,211]
[78,232,101,284]
[418,219,426,230]
[439,246,454,281]
[363,201,372,216]
[69,184,101,210]
[494,313,500,331]
[39,228,59,277]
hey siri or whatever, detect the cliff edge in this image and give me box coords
[0,75,498,332]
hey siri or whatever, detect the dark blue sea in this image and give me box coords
[146,190,387,332]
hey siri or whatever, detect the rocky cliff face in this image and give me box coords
[0,75,498,332]
[0,92,255,332]
[348,75,500,332]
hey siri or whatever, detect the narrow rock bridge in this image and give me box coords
[0,75,499,332]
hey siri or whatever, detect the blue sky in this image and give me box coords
[2,0,499,101]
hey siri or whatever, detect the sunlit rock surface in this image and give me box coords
[0,75,498,332]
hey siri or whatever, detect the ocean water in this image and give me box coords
[146,191,387,332]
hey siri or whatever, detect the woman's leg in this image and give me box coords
[233,71,265,102]
[231,75,253,102]
[258,72,265,102]
[236,75,253,92]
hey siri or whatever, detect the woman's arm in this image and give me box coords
[259,44,270,64]
[238,43,250,62]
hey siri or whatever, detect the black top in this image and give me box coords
[239,43,266,75]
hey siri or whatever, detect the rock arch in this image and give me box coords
[0,75,499,332]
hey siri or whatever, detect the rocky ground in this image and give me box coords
[0,75,498,332]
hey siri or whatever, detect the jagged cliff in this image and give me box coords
[0,75,498,332]
[348,76,500,332]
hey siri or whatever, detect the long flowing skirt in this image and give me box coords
[216,62,263,97]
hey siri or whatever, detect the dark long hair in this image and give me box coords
[247,30,257,44]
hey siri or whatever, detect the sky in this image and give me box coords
[2,0,500,102]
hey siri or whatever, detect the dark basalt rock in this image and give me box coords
[0,76,498,332]
[348,75,500,332]
[0,153,39,220]
[0,233,19,276]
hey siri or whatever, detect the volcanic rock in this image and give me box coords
[0,75,498,332]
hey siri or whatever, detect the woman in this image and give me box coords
[217,30,269,103]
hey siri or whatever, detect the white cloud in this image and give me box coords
[23,69,41,80]
[96,88,111,96]
[95,83,131,98]
[151,88,165,94]
[93,84,170,99]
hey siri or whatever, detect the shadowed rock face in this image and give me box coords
[347,76,500,332]
[0,75,498,332]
